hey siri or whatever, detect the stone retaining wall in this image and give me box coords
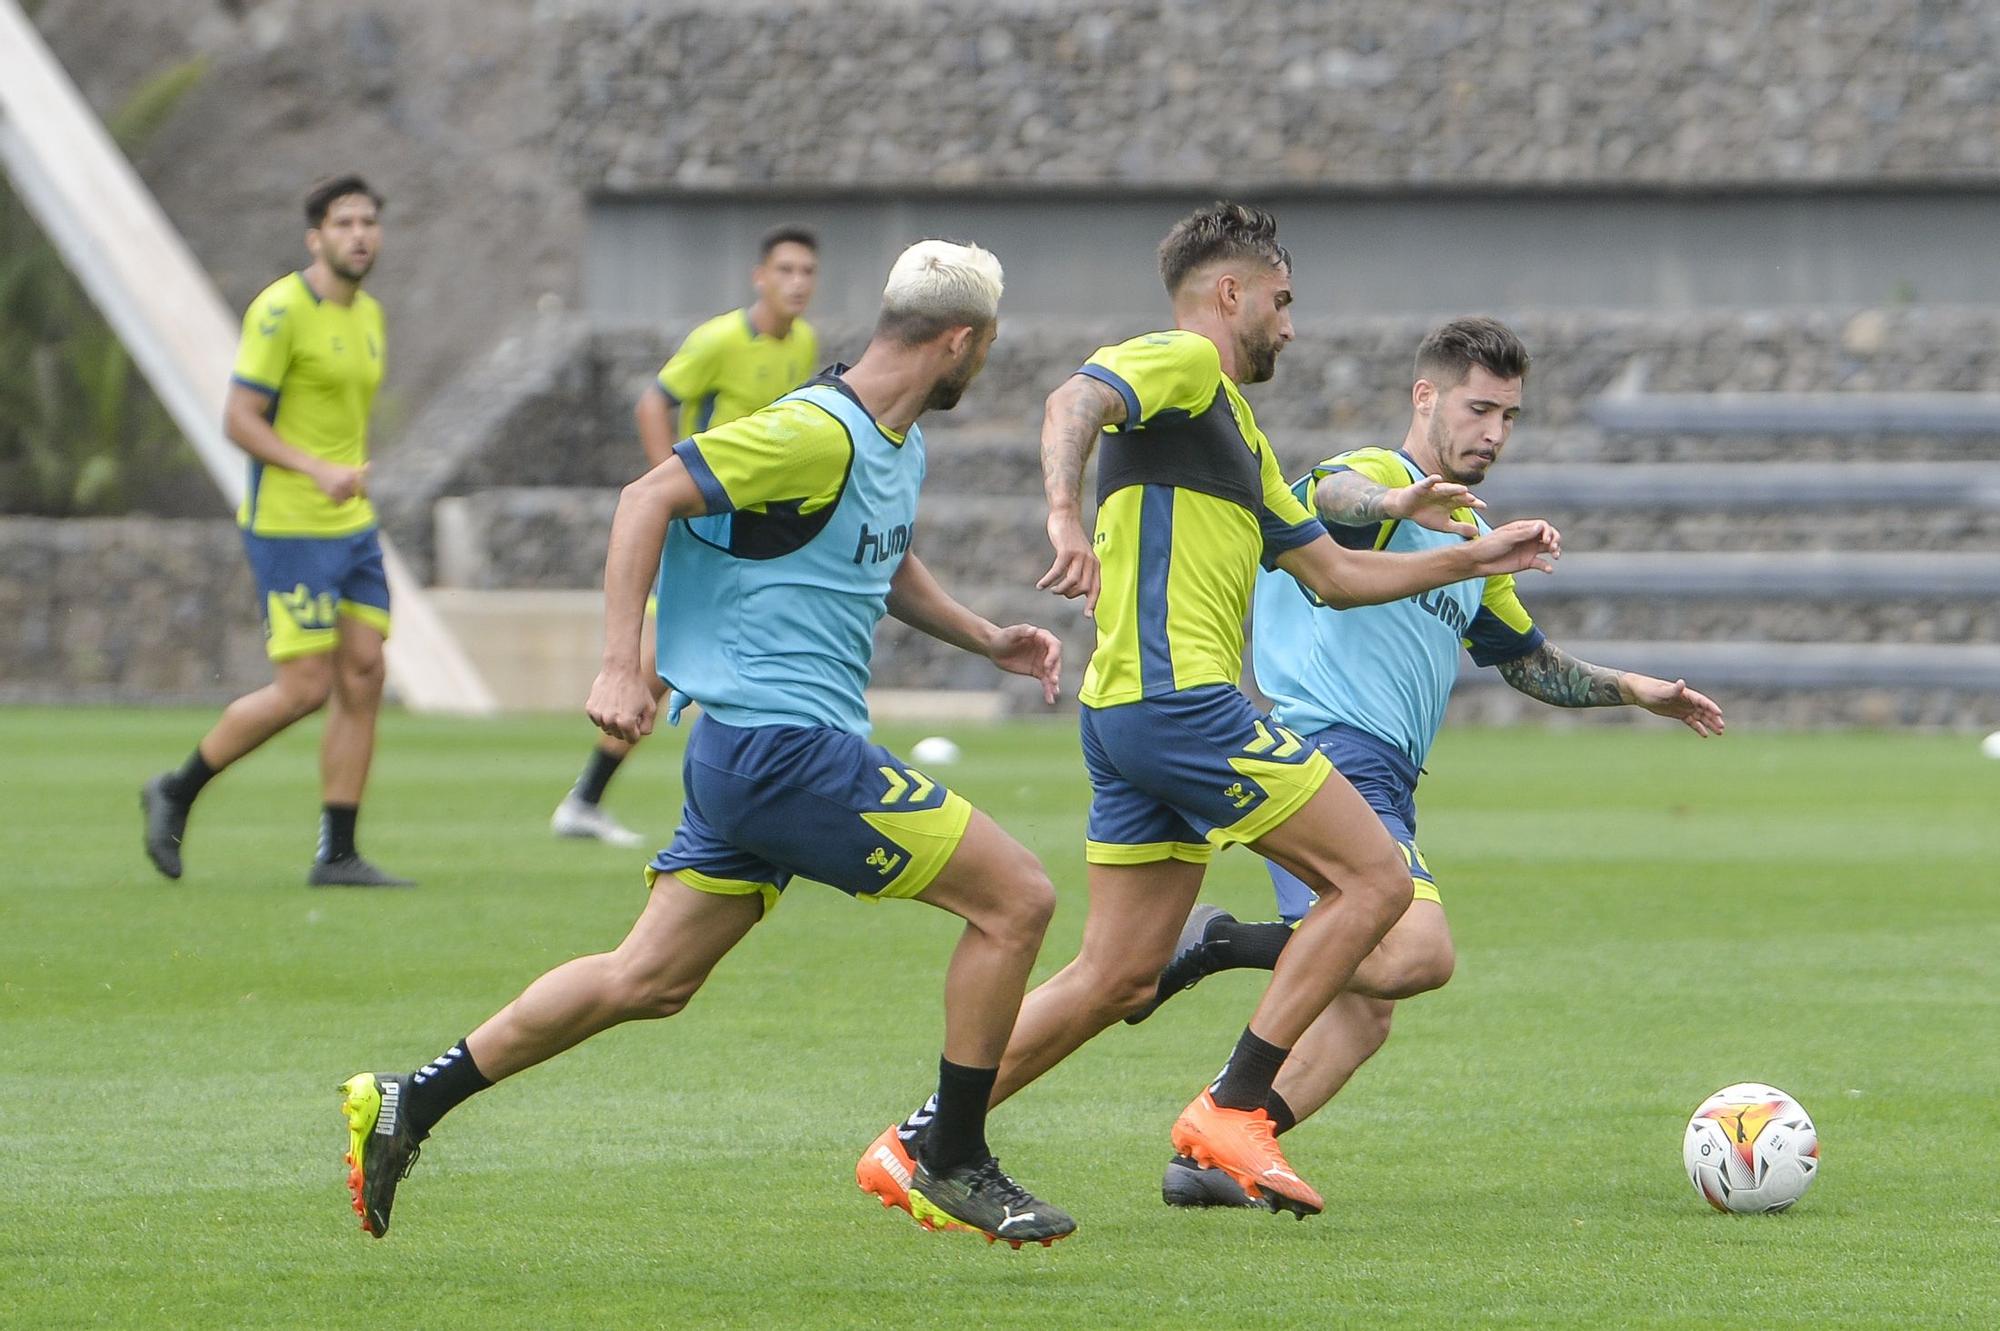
[554,0,2000,192]
[0,518,266,704]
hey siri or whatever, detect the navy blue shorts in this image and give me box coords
[1266,723,1436,922]
[240,527,391,660]
[648,714,973,912]
[1079,684,1332,866]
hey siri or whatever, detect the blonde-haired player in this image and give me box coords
[339,241,1078,1247]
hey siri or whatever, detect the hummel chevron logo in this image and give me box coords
[997,1207,1037,1231]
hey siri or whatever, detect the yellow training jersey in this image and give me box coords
[1075,330,1323,708]
[230,271,385,538]
[657,309,819,433]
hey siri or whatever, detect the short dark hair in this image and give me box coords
[1415,316,1530,390]
[1157,201,1289,296]
[758,225,818,261]
[304,174,382,227]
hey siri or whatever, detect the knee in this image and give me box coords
[278,667,333,718]
[1373,935,1455,1000]
[337,650,386,705]
[987,851,1057,955]
[613,965,705,1021]
[1081,955,1170,1022]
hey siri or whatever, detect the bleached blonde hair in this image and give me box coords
[876,239,1004,344]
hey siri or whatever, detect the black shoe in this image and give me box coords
[140,774,191,880]
[308,855,416,888]
[907,1155,1077,1247]
[1124,903,1231,1025]
[1162,1153,1274,1210]
[339,1072,425,1238]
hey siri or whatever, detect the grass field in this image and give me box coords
[4,707,1997,1329]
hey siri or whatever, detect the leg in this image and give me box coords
[321,617,385,806]
[1273,900,1455,1121]
[141,651,334,879]
[466,875,762,1082]
[202,651,336,768]
[1241,776,1414,1049]
[910,808,1058,1070]
[989,857,1206,1105]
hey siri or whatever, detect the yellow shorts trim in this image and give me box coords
[338,599,392,636]
[1211,750,1334,848]
[1084,838,1215,866]
[1411,879,1442,906]
[645,864,780,917]
[862,790,974,901]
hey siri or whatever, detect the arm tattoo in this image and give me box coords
[1042,378,1123,511]
[1496,640,1627,707]
[1314,470,1393,525]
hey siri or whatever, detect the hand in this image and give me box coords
[986,623,1063,705]
[1626,675,1725,738]
[1036,511,1100,617]
[312,461,368,505]
[1386,474,1483,538]
[1465,519,1561,576]
[586,663,659,742]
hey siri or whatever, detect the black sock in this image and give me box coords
[1206,920,1293,973]
[573,745,625,806]
[896,1093,938,1145]
[405,1038,491,1138]
[1266,1090,1298,1135]
[917,1058,997,1174]
[161,747,217,804]
[1210,1027,1290,1111]
[318,804,358,863]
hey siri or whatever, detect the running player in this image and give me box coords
[140,175,410,887]
[858,202,1563,1218]
[340,240,1077,1247]
[1130,316,1724,1207]
[553,225,821,845]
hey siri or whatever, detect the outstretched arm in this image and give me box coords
[1036,375,1127,616]
[1314,467,1483,538]
[1496,640,1725,736]
[1275,520,1561,611]
[891,553,1063,704]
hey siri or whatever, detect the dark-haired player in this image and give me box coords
[141,174,410,887]
[1130,317,1724,1208]
[552,226,823,845]
[860,203,1563,1218]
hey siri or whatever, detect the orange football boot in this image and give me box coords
[1171,1089,1324,1218]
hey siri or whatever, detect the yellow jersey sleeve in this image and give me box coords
[798,320,820,382]
[1077,330,1224,429]
[670,397,852,516]
[1256,439,1322,565]
[231,286,294,395]
[1466,572,1544,666]
[656,318,731,405]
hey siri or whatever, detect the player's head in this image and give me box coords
[304,174,383,284]
[1412,317,1530,484]
[754,224,819,319]
[874,239,1005,411]
[1158,201,1293,384]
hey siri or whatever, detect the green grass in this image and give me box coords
[4,708,1997,1329]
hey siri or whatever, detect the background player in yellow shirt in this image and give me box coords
[140,175,410,888]
[551,225,821,845]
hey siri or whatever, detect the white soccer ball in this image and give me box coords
[911,735,961,766]
[1980,731,2000,760]
[1683,1082,1820,1213]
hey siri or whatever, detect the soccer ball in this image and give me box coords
[1683,1082,1820,1213]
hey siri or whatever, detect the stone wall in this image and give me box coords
[0,518,266,704]
[554,0,2000,192]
